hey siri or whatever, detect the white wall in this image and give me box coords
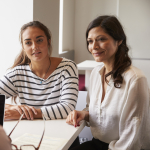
[74,0,118,64]
[63,0,75,51]
[72,0,150,80]
[118,0,150,58]
[118,0,150,87]
[73,0,150,62]
[33,0,60,57]
[0,0,33,78]
[0,0,60,78]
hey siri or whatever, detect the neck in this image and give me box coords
[103,57,115,74]
[104,64,113,74]
[30,57,51,78]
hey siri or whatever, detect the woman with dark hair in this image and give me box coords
[0,21,78,121]
[66,15,150,150]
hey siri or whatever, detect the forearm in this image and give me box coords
[41,103,75,120]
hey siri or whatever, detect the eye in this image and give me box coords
[87,40,93,44]
[97,38,106,42]
[25,41,31,45]
[37,38,43,43]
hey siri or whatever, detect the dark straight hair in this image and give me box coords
[86,15,131,88]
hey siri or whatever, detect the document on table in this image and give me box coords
[12,133,68,150]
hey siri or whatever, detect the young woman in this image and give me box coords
[66,15,150,150]
[0,21,78,120]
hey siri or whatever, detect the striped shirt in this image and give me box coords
[0,58,78,120]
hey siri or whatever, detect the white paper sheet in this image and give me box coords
[12,133,68,150]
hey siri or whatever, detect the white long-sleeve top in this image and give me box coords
[85,64,150,150]
[0,58,78,120]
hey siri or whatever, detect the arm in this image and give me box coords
[41,61,79,120]
[1,71,41,120]
[66,110,89,127]
[0,126,11,150]
[5,104,39,120]
[66,84,91,127]
[109,77,149,150]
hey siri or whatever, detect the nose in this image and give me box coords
[92,40,99,50]
[32,42,39,50]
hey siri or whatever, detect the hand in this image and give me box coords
[66,110,89,127]
[5,108,21,120]
[5,104,37,120]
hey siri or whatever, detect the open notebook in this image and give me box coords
[0,95,5,126]
[12,133,68,150]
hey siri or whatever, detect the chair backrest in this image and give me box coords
[76,91,87,110]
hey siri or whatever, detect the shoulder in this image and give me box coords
[6,64,30,76]
[52,57,78,77]
[90,63,104,77]
[123,65,147,83]
[60,58,77,68]
[52,57,77,67]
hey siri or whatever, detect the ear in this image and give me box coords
[22,44,25,50]
[48,39,51,46]
[118,40,123,46]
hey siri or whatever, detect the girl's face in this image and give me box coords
[22,27,50,63]
[87,26,120,64]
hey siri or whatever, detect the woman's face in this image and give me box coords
[22,27,50,63]
[87,26,120,64]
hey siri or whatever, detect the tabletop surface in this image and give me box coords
[77,60,103,70]
[4,119,86,150]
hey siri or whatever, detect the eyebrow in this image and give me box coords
[24,35,44,41]
[87,35,104,40]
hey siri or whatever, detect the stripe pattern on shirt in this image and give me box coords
[0,58,78,120]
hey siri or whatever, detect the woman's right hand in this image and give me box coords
[66,110,89,127]
[5,104,37,120]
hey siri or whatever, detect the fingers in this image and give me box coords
[4,105,38,120]
[66,111,74,125]
[72,110,78,127]
[4,110,11,118]
[4,109,20,120]
[15,106,23,115]
[4,114,11,120]
[77,117,83,126]
[30,107,38,115]
[20,106,36,120]
[21,106,32,120]
[66,110,79,127]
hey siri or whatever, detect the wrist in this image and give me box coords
[84,111,89,122]
[33,109,42,119]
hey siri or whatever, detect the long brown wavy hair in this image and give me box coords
[86,15,131,88]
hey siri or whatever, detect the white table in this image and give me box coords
[77,60,103,90]
[4,119,86,150]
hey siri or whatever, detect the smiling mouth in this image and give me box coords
[93,51,104,56]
